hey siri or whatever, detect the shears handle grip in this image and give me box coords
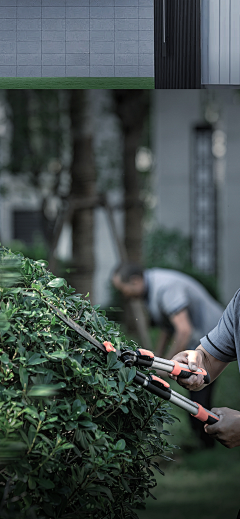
[192,403,219,425]
[172,361,211,385]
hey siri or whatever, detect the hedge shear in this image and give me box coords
[48,302,219,426]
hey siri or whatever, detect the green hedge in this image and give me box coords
[0,247,176,519]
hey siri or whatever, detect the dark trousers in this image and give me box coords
[189,381,216,448]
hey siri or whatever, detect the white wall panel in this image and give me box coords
[202,0,240,85]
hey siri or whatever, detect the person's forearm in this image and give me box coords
[195,345,229,384]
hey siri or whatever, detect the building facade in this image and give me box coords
[152,90,240,305]
[0,0,154,78]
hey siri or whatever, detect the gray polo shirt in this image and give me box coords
[201,289,240,371]
[144,268,223,350]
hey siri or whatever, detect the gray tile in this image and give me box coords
[115,0,138,4]
[17,18,41,30]
[66,53,89,66]
[17,41,41,53]
[66,19,89,31]
[0,19,16,30]
[67,0,89,4]
[114,19,138,31]
[17,31,41,41]
[66,31,89,41]
[66,7,89,17]
[17,7,41,17]
[139,65,153,77]
[90,41,114,53]
[139,31,154,41]
[42,7,65,18]
[42,66,66,77]
[42,0,66,5]
[17,53,41,65]
[139,0,153,4]
[42,41,65,53]
[139,18,153,30]
[91,0,114,5]
[90,19,114,30]
[90,65,114,77]
[42,31,66,41]
[66,65,89,76]
[115,53,138,66]
[139,40,153,53]
[115,31,138,41]
[0,0,16,4]
[17,0,42,6]
[17,65,41,76]
[0,41,16,53]
[42,54,65,66]
[0,31,16,41]
[90,53,114,66]
[42,19,65,30]
[66,41,89,53]
[115,41,138,54]
[90,31,114,41]
[90,7,114,18]
[0,66,16,77]
[0,54,16,65]
[139,7,153,18]
[139,53,153,66]
[0,7,16,17]
[115,7,138,18]
[115,65,138,77]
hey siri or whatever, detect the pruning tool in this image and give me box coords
[48,302,219,426]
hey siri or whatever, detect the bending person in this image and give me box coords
[112,263,223,449]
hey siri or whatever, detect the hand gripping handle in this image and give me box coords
[171,361,211,385]
[192,404,219,425]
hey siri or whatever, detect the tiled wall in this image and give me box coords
[0,0,154,77]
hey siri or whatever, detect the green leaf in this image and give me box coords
[121,476,132,493]
[120,405,129,414]
[107,351,118,369]
[1,353,9,364]
[115,439,126,450]
[39,478,55,489]
[79,421,97,429]
[28,476,36,490]
[47,278,65,288]
[0,313,10,332]
[28,354,48,365]
[19,366,28,389]
[47,351,68,359]
[127,366,136,383]
[96,400,105,407]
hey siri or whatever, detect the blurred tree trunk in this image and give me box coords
[113,90,149,262]
[68,90,96,301]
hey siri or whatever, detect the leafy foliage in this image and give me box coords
[0,246,176,519]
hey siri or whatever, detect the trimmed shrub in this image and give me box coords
[0,246,176,519]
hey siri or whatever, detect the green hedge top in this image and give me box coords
[0,247,176,519]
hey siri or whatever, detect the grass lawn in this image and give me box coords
[0,77,154,90]
[136,336,240,519]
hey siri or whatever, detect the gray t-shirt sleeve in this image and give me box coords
[160,284,189,316]
[200,294,237,362]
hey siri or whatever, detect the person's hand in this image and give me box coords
[204,408,240,448]
[169,349,206,390]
